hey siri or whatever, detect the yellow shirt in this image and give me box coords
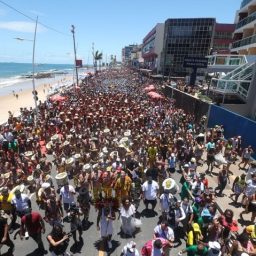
[0,193,14,211]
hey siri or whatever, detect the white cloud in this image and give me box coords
[0,21,45,33]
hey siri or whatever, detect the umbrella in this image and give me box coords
[147,91,164,99]
[143,84,155,92]
[50,94,66,102]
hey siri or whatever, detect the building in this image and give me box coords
[207,0,256,120]
[142,23,164,73]
[231,0,256,55]
[161,18,215,77]
[122,44,138,65]
[213,23,235,54]
[130,44,143,69]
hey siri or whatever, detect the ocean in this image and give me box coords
[0,62,78,96]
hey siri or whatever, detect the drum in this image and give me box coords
[27,175,34,185]
[162,178,179,195]
[55,172,68,187]
[65,158,74,168]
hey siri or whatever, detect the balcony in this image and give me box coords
[232,34,256,49]
[241,0,254,8]
[236,11,256,29]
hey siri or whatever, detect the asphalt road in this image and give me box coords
[1,154,248,256]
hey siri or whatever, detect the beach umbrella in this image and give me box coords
[147,91,164,99]
[143,84,155,92]
[50,94,66,102]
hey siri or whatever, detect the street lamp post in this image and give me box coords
[71,25,79,88]
[14,16,39,126]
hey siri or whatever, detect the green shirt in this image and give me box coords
[186,245,208,256]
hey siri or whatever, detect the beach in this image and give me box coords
[0,74,73,124]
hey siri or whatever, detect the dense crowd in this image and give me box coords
[0,68,255,256]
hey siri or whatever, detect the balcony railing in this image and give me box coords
[236,11,256,29]
[232,34,256,49]
[241,0,254,8]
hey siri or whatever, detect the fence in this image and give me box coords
[208,104,256,154]
[164,86,210,122]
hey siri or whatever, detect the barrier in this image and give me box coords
[208,105,256,157]
[164,85,210,122]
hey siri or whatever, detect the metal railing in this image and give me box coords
[236,10,256,29]
[232,33,256,49]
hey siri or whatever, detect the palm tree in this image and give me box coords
[93,50,103,73]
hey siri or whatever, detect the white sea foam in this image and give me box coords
[0,76,30,88]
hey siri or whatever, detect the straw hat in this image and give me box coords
[63,141,70,146]
[65,158,74,165]
[124,130,131,137]
[24,151,34,157]
[41,182,51,189]
[74,153,81,160]
[83,164,91,172]
[92,163,99,169]
[102,147,108,154]
[104,128,110,134]
[46,142,52,150]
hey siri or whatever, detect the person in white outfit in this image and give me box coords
[97,205,116,249]
[120,197,136,236]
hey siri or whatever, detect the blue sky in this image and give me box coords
[0,0,241,64]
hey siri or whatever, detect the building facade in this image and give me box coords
[122,44,138,64]
[231,0,256,54]
[142,23,164,73]
[161,18,215,77]
[213,23,235,54]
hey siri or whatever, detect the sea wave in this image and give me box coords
[0,76,31,89]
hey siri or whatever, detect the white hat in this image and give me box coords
[41,182,51,189]
[74,153,81,160]
[191,157,196,163]
[184,164,189,168]
[102,147,108,154]
[83,164,91,172]
[208,241,221,256]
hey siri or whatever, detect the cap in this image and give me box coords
[192,223,201,232]
[184,164,189,168]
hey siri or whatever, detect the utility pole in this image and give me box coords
[71,25,79,87]
[32,16,38,126]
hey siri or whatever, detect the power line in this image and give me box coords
[0,0,71,37]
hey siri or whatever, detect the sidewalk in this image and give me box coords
[197,154,252,229]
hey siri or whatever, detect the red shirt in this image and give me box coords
[21,212,43,235]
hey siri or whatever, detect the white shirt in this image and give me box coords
[11,194,30,212]
[60,185,76,204]
[154,225,175,241]
[192,181,205,196]
[121,246,139,256]
[159,193,170,212]
[142,181,159,200]
[120,204,136,218]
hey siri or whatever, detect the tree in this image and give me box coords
[93,50,103,73]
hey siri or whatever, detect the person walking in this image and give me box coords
[214,165,229,197]
[141,176,159,212]
[119,196,136,237]
[20,208,47,254]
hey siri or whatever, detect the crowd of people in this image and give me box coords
[0,67,255,256]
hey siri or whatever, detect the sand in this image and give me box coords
[0,75,73,124]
